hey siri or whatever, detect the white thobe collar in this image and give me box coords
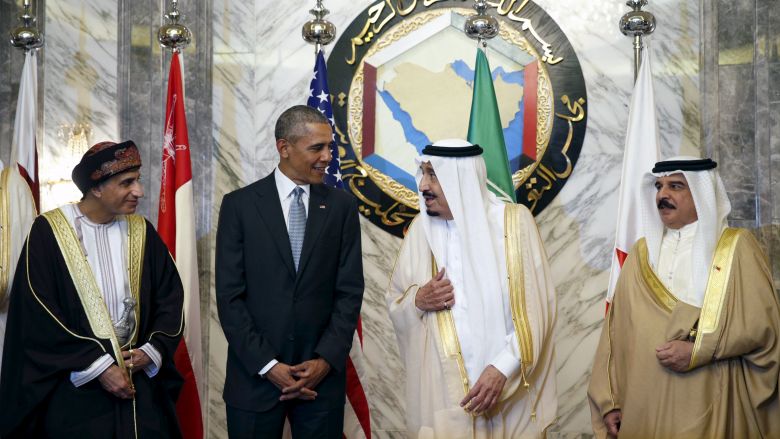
[657,221,700,306]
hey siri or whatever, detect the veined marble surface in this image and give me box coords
[41,0,119,212]
[208,0,702,437]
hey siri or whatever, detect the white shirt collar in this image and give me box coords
[274,167,310,199]
[663,220,698,240]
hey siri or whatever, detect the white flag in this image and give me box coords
[606,47,661,303]
[10,50,39,211]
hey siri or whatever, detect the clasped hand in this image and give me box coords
[267,358,331,401]
[415,268,455,312]
[97,349,152,399]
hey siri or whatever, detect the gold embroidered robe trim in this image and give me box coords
[635,238,679,312]
[42,208,146,369]
[689,227,742,370]
[504,204,533,379]
[433,256,471,396]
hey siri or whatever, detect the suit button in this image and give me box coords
[288,334,295,341]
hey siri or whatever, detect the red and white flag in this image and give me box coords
[606,47,660,304]
[10,50,39,212]
[157,52,204,438]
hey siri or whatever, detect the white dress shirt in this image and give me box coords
[258,168,311,376]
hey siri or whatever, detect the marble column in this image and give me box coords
[700,0,780,287]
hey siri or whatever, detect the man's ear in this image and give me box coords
[90,185,102,199]
[276,138,289,159]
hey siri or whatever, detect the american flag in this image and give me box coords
[306,49,371,439]
[307,49,344,189]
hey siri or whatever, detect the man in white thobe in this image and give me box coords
[387,139,558,439]
[0,159,36,372]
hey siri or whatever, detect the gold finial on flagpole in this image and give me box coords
[302,0,336,54]
[158,0,192,53]
[464,0,499,48]
[620,0,656,82]
[9,0,44,51]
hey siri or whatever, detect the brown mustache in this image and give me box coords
[422,190,436,199]
[657,199,675,209]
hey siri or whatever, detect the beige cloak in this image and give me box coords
[588,229,780,438]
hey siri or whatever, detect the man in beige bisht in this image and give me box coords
[0,159,36,372]
[588,157,780,438]
[387,139,557,439]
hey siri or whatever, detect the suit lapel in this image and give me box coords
[253,175,296,277]
[296,184,330,277]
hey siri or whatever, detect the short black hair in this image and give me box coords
[274,105,330,142]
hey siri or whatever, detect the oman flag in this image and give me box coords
[158,51,204,438]
[606,47,660,304]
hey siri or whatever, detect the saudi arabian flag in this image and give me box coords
[467,48,516,202]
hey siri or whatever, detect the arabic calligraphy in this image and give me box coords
[347,0,563,66]
[525,94,586,211]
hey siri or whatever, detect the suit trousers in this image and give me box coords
[226,398,344,439]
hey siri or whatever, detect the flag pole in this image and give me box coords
[302,0,336,56]
[10,0,44,52]
[9,0,43,211]
[157,3,203,439]
[619,0,656,82]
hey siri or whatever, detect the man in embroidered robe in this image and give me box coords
[387,139,557,439]
[0,159,36,373]
[0,141,185,439]
[588,157,780,438]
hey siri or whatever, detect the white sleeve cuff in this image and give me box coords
[412,287,425,319]
[490,347,521,379]
[259,359,278,377]
[138,343,162,378]
[70,354,114,387]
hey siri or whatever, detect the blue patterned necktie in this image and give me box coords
[288,186,306,270]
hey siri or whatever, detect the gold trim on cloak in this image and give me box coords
[689,228,742,370]
[431,205,536,399]
[432,255,471,396]
[635,238,679,313]
[43,209,146,438]
[124,214,145,348]
[504,204,533,376]
[42,208,139,369]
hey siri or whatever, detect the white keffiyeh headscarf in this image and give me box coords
[640,156,732,304]
[414,139,511,384]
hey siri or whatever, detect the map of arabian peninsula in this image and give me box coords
[373,60,527,190]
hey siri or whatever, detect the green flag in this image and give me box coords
[467,48,516,202]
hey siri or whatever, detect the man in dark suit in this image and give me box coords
[216,105,364,438]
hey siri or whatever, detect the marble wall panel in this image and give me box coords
[717,64,757,222]
[208,1,702,437]
[40,0,119,212]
